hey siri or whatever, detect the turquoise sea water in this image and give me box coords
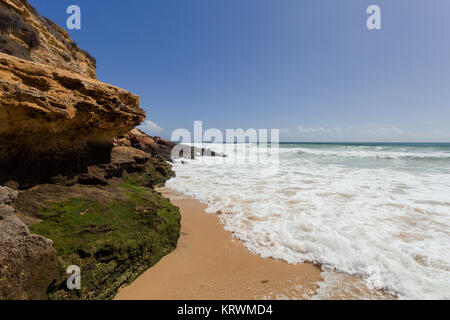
[279,142,450,169]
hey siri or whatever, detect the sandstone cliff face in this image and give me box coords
[0,0,146,170]
[0,0,96,78]
[0,0,182,300]
[0,52,145,167]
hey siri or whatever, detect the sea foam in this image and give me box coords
[166,143,450,299]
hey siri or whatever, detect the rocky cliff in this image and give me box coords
[0,53,144,167]
[0,0,96,78]
[0,0,180,300]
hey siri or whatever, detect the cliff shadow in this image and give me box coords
[0,143,113,190]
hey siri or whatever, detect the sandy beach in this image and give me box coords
[115,188,393,300]
[115,188,323,300]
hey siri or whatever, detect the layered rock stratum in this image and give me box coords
[0,0,96,78]
[0,52,145,172]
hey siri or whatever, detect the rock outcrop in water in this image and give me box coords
[0,0,180,300]
[114,129,175,162]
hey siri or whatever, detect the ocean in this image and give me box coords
[166,142,450,299]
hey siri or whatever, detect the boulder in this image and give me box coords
[0,186,60,300]
[0,186,18,204]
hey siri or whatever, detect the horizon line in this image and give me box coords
[167,141,450,144]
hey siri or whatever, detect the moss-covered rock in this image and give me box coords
[29,180,180,300]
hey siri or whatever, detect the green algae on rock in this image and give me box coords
[29,180,180,300]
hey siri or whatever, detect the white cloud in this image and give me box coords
[298,125,404,136]
[138,120,164,135]
[360,126,404,136]
[295,124,407,141]
[298,126,340,134]
[280,128,291,135]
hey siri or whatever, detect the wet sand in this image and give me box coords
[115,188,323,300]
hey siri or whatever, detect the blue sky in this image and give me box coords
[30,0,450,142]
